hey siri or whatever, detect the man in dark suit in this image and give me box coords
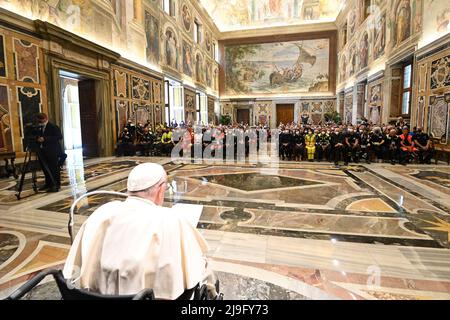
[36,113,63,192]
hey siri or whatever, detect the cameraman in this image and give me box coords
[35,113,63,192]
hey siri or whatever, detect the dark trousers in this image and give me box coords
[371,145,384,160]
[344,145,360,163]
[317,144,330,161]
[292,144,304,160]
[331,146,343,164]
[280,143,292,160]
[388,147,400,163]
[39,151,60,188]
[418,148,433,163]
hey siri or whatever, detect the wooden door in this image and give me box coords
[78,79,99,158]
[236,109,250,125]
[276,104,294,125]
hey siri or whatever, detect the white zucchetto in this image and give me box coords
[127,163,166,192]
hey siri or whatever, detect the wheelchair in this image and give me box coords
[5,191,223,300]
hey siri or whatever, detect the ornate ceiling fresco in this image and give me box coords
[199,0,344,32]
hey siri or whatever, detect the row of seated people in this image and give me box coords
[116,120,435,166]
[278,125,434,166]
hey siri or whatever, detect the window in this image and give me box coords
[213,41,219,62]
[196,91,207,124]
[163,0,175,16]
[401,64,412,115]
[194,21,201,44]
[165,78,184,123]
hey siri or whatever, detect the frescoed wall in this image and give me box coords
[199,0,344,32]
[223,37,332,97]
[0,0,220,96]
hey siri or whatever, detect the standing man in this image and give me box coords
[36,113,63,192]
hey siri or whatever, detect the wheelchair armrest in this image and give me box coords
[5,269,60,300]
[132,288,155,300]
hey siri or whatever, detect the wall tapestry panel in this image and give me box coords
[145,11,160,66]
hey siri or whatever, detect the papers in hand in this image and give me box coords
[171,203,203,227]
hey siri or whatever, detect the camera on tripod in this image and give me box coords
[23,123,44,152]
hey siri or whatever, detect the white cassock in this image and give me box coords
[63,196,215,299]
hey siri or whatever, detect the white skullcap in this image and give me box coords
[127,163,166,192]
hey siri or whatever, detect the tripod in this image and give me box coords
[15,147,57,200]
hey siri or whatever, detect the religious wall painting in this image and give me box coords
[430,55,450,90]
[373,13,386,60]
[145,11,160,65]
[182,40,193,77]
[349,45,357,77]
[17,86,42,150]
[195,52,204,83]
[205,31,212,53]
[181,2,193,33]
[224,38,329,96]
[132,77,150,101]
[347,9,357,39]
[359,32,369,70]
[13,38,40,83]
[164,27,178,70]
[339,54,346,83]
[429,95,449,144]
[213,67,219,91]
[0,34,6,77]
[205,60,212,88]
[113,69,128,98]
[393,0,412,47]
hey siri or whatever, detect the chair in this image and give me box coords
[5,269,222,300]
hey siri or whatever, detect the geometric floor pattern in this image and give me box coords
[1,155,450,299]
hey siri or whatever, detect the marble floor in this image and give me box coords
[1,152,450,300]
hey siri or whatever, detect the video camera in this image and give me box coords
[23,123,43,152]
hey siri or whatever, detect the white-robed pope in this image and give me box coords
[63,163,217,299]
